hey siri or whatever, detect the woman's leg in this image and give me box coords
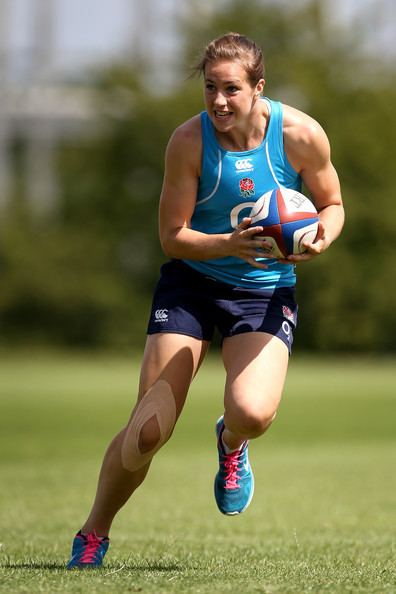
[214,332,289,515]
[80,333,209,536]
[221,332,289,449]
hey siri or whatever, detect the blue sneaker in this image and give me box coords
[66,530,110,569]
[214,416,254,515]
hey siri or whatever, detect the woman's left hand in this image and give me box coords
[277,221,330,264]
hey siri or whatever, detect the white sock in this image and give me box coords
[221,434,243,454]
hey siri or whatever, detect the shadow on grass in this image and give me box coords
[1,560,183,572]
[1,562,67,570]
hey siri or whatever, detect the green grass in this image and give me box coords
[0,352,395,593]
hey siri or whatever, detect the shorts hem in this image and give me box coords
[225,327,293,354]
[147,328,211,342]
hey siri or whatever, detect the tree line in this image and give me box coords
[1,0,395,352]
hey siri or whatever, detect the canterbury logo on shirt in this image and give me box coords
[235,158,254,172]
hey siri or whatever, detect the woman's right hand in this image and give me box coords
[229,218,273,269]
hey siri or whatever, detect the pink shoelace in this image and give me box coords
[222,451,243,490]
[80,532,102,563]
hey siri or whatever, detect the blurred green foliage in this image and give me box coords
[1,0,395,352]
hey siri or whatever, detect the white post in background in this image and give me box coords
[32,0,55,82]
[26,0,58,216]
[0,0,11,208]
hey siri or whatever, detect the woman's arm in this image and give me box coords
[283,106,345,262]
[159,116,269,267]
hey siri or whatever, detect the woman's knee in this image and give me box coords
[137,415,162,453]
[225,403,278,438]
[121,380,177,471]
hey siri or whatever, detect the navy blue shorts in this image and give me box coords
[147,260,298,353]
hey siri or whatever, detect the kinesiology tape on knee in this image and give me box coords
[121,380,177,472]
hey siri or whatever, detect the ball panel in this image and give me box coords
[249,191,271,221]
[250,189,280,226]
[249,186,319,257]
[294,222,319,254]
[281,219,319,254]
[258,224,287,258]
[276,188,318,223]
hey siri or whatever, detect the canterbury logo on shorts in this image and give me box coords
[154,309,169,322]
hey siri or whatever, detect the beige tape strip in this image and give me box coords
[121,379,177,471]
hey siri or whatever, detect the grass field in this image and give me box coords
[0,352,395,594]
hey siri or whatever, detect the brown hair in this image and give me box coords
[193,32,265,86]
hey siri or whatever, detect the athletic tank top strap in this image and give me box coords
[261,97,299,189]
[200,109,218,151]
[198,112,223,204]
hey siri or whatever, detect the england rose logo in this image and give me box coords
[282,306,295,324]
[239,177,255,198]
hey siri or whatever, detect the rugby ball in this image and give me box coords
[249,187,319,258]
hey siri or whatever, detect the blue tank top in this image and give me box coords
[183,98,302,289]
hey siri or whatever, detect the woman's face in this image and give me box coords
[204,59,264,131]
